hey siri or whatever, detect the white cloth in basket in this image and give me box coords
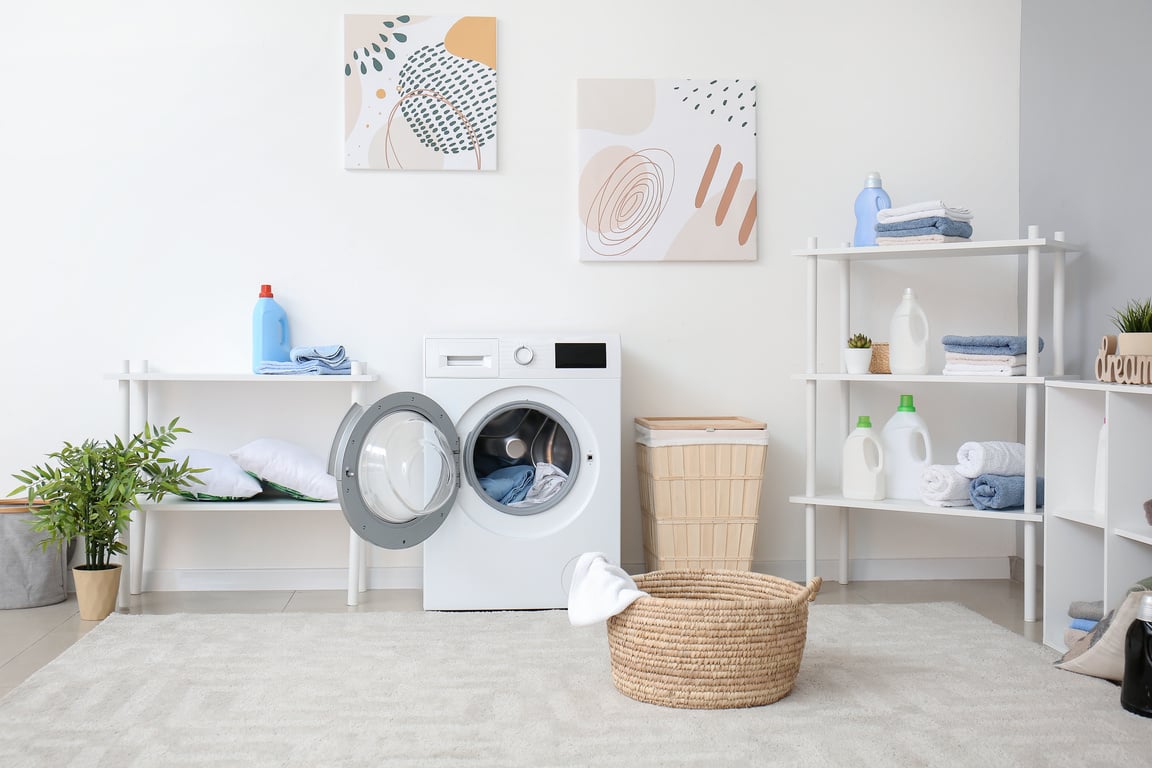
[567,552,648,626]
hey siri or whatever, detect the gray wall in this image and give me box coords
[1021,0,1152,377]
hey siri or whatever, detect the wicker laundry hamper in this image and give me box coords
[606,570,822,709]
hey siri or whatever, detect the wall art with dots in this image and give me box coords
[577,78,757,261]
[344,15,497,171]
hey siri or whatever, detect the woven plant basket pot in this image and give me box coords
[869,342,891,374]
[606,570,822,709]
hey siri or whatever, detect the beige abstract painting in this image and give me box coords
[577,79,757,261]
[344,15,497,171]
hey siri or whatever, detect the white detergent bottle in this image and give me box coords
[842,416,885,500]
[889,288,930,374]
[881,394,933,500]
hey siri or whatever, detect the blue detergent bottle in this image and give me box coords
[853,172,892,247]
[252,284,291,373]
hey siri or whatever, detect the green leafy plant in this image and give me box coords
[8,419,204,571]
[847,333,872,349]
[1110,298,1152,333]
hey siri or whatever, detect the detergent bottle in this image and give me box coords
[252,284,291,373]
[889,288,930,374]
[880,394,933,500]
[853,172,891,247]
[842,416,885,500]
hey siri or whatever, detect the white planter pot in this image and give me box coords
[844,348,873,375]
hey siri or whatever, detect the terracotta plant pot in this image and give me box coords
[73,564,121,621]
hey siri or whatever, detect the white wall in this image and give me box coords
[0,0,1024,588]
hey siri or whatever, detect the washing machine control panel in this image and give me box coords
[513,345,535,366]
[425,335,621,379]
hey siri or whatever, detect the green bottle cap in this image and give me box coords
[897,394,916,412]
[856,416,872,428]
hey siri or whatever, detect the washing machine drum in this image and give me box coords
[330,392,460,549]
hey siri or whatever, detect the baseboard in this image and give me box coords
[142,567,422,592]
[624,557,1013,582]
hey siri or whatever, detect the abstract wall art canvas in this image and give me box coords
[577,79,757,261]
[344,15,497,171]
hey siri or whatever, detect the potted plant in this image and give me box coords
[844,333,873,375]
[8,418,203,621]
[1110,297,1152,356]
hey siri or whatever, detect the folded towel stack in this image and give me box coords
[918,440,1043,511]
[875,200,973,245]
[256,345,352,375]
[941,335,1044,376]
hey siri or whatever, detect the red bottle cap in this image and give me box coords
[259,284,274,298]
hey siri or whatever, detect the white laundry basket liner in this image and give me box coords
[634,417,769,571]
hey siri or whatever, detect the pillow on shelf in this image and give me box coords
[229,438,338,502]
[1055,584,1151,681]
[164,448,263,501]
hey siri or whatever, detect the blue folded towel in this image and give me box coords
[875,216,973,238]
[257,344,351,375]
[969,473,1045,511]
[942,335,1044,356]
[290,345,347,365]
[1069,618,1099,633]
[478,465,535,505]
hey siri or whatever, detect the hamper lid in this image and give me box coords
[634,416,769,447]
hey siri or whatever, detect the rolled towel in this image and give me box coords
[875,217,973,238]
[1068,599,1105,622]
[877,200,974,224]
[969,473,1045,511]
[956,441,1026,478]
[920,464,972,506]
[567,552,648,626]
[1069,618,1099,633]
[942,335,1044,356]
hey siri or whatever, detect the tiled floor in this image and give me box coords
[0,579,1043,699]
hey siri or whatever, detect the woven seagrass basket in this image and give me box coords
[605,570,822,709]
[869,342,891,374]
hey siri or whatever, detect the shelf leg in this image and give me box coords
[129,511,146,595]
[805,504,815,582]
[347,528,361,606]
[1024,519,1037,622]
[839,508,849,584]
[116,361,132,609]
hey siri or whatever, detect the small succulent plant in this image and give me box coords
[847,333,872,349]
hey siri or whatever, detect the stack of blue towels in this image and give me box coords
[257,345,351,375]
[875,200,973,245]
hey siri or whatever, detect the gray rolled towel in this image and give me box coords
[1068,599,1104,621]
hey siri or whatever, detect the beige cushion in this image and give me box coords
[1056,588,1148,681]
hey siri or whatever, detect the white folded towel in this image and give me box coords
[875,235,971,245]
[945,352,1028,365]
[567,552,648,626]
[920,464,972,505]
[956,441,1026,479]
[877,200,974,223]
[942,363,1026,376]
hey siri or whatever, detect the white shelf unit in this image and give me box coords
[108,360,377,607]
[789,226,1076,623]
[1043,380,1152,650]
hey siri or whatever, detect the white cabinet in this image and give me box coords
[108,360,377,607]
[788,226,1076,622]
[1043,380,1152,650]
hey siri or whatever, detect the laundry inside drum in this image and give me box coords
[471,406,577,511]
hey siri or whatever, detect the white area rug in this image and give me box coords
[0,603,1146,767]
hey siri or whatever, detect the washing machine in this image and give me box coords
[330,333,621,610]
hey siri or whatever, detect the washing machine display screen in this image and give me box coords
[554,342,606,369]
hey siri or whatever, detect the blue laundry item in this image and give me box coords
[478,465,535,505]
[1070,618,1099,633]
[942,335,1045,356]
[875,216,973,238]
[969,473,1045,511]
[290,345,347,365]
[256,358,351,375]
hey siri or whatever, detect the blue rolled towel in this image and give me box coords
[478,464,535,505]
[942,335,1044,356]
[970,474,1045,511]
[1069,618,1099,633]
[875,216,973,238]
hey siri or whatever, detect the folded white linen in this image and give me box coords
[943,363,1026,376]
[877,200,974,223]
[955,441,1026,479]
[875,235,971,245]
[567,552,648,626]
[920,464,972,503]
[945,352,1028,365]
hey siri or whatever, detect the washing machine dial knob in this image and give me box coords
[513,345,534,366]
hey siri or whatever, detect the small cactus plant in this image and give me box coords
[847,333,872,349]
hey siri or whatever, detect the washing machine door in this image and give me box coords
[330,392,460,550]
